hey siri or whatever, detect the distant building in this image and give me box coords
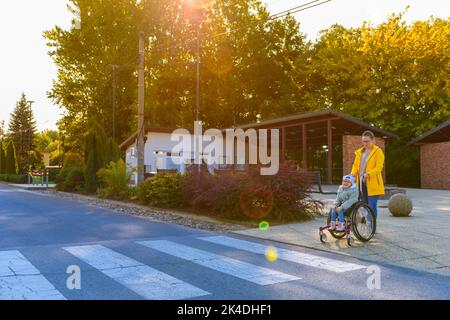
[409,120,450,190]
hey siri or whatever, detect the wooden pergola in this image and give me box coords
[238,109,399,184]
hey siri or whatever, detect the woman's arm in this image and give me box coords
[351,154,359,178]
[367,150,385,177]
[341,190,359,212]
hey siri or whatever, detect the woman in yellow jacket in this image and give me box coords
[351,131,385,218]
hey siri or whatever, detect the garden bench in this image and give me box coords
[300,169,336,195]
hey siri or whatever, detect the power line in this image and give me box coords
[150,0,334,54]
[269,0,322,19]
[270,0,333,20]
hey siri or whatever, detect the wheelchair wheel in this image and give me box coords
[327,209,346,239]
[351,202,376,242]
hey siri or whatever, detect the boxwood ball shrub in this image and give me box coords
[388,193,413,217]
[137,173,184,209]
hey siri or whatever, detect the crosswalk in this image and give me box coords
[0,236,367,300]
[0,251,65,300]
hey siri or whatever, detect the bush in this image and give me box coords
[182,161,322,222]
[182,171,245,218]
[0,174,27,184]
[47,167,61,182]
[97,159,132,200]
[137,173,184,208]
[63,153,84,168]
[56,166,84,192]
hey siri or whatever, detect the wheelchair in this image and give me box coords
[319,201,376,246]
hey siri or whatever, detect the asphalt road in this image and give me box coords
[0,183,449,300]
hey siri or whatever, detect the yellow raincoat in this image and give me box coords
[351,145,385,196]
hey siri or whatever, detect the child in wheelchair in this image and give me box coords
[330,174,359,232]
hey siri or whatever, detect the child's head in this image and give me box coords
[342,174,355,188]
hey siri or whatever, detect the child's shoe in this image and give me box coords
[336,221,346,232]
[329,221,336,230]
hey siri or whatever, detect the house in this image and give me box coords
[120,110,399,184]
[409,120,450,190]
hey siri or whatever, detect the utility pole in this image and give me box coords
[196,25,200,123]
[111,65,120,141]
[137,31,146,185]
[195,25,201,173]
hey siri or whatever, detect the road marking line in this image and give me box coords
[137,240,300,285]
[200,236,366,273]
[0,251,66,300]
[63,245,209,300]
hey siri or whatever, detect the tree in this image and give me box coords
[301,13,450,186]
[5,141,18,175]
[0,141,6,174]
[8,93,38,173]
[44,0,309,148]
[83,121,119,193]
[35,130,63,166]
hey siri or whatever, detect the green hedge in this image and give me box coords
[0,174,27,184]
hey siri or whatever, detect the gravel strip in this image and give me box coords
[37,189,246,232]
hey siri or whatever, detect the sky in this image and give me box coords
[0,0,449,132]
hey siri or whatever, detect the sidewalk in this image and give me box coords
[8,183,56,190]
[233,187,450,276]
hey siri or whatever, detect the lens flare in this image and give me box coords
[240,183,273,219]
[265,246,278,262]
[259,221,270,231]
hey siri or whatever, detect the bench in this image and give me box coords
[300,170,336,195]
[156,169,179,175]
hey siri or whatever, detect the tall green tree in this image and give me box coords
[301,13,450,186]
[44,0,309,148]
[0,141,6,174]
[8,93,38,173]
[44,0,141,153]
[5,141,18,175]
[84,121,119,193]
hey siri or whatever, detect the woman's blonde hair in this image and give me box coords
[362,130,375,140]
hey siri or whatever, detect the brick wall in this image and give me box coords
[343,135,386,181]
[420,141,450,190]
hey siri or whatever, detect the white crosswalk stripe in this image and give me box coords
[199,236,366,273]
[63,244,209,300]
[0,251,65,300]
[137,240,300,285]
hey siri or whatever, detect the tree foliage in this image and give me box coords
[7,93,38,173]
[5,141,18,175]
[0,141,6,174]
[84,120,121,193]
[45,2,450,187]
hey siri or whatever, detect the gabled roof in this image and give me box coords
[119,126,188,151]
[409,119,450,146]
[236,109,399,139]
